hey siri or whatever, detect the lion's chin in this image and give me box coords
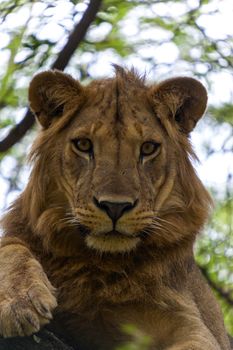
[85,232,140,253]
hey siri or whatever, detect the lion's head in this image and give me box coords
[23,66,212,256]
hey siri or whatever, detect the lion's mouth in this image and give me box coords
[85,229,141,253]
[78,225,142,252]
[103,230,134,238]
[94,230,142,239]
[79,226,144,239]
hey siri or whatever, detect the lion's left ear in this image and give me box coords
[149,77,207,133]
[29,70,84,129]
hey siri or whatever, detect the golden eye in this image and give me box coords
[72,138,93,153]
[141,141,161,157]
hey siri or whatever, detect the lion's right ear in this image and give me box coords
[29,70,84,129]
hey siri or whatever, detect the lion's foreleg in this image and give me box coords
[0,238,57,337]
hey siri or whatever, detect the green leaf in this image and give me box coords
[209,104,233,125]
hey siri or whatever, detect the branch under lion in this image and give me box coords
[0,0,102,154]
[0,325,232,350]
[0,329,74,350]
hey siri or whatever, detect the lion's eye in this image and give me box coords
[140,141,161,157]
[72,138,93,153]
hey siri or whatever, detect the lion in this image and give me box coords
[0,66,231,350]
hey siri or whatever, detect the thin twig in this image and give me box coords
[0,0,102,153]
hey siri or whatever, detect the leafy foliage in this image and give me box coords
[116,325,152,350]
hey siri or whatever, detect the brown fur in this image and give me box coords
[0,66,231,349]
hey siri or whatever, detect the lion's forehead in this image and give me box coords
[69,80,163,143]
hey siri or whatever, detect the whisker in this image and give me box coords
[153,217,178,229]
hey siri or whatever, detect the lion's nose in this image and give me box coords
[94,198,137,224]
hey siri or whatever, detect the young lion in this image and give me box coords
[0,66,231,350]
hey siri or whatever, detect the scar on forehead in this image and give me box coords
[90,121,104,135]
[132,120,143,138]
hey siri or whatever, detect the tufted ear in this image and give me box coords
[150,77,207,134]
[29,70,84,129]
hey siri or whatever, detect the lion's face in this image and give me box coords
[28,67,211,254]
[60,82,169,253]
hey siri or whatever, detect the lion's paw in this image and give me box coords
[0,282,57,337]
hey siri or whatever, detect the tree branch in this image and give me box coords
[200,265,233,307]
[200,267,233,346]
[51,0,102,70]
[0,0,102,154]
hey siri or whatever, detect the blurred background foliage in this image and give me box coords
[0,0,232,339]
